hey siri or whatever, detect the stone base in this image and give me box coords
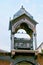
[11,50,37,65]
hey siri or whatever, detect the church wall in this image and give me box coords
[37,54,43,65]
[0,53,11,65]
[0,53,43,65]
[11,53,37,65]
[0,60,10,65]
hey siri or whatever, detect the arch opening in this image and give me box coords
[14,57,35,65]
[14,22,33,50]
[16,61,34,65]
[15,23,33,37]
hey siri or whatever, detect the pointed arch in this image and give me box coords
[14,22,33,37]
[14,57,36,65]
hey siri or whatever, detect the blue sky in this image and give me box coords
[0,0,43,52]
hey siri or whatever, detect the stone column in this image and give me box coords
[11,34,14,50]
[33,32,37,50]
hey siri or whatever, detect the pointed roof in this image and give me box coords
[9,6,38,30]
[13,6,33,19]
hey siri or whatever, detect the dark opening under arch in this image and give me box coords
[15,23,33,37]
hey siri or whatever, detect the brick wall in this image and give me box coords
[37,54,43,65]
[0,60,10,65]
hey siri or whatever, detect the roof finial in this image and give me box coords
[21,5,23,8]
[21,5,25,10]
